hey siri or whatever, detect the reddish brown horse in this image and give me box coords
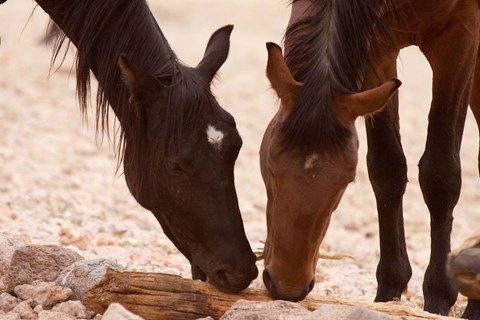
[261,0,480,318]
[7,0,259,293]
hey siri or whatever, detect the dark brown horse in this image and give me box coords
[261,0,480,317]
[22,0,258,293]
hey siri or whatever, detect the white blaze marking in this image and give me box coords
[304,153,319,170]
[207,125,224,150]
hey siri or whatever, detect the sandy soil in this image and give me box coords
[1,0,479,318]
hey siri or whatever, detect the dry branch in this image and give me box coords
[83,269,459,320]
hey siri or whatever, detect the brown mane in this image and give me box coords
[281,0,396,155]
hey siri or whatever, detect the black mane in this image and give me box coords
[282,0,396,155]
[41,0,214,162]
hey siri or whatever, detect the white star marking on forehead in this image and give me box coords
[304,153,319,170]
[207,125,225,150]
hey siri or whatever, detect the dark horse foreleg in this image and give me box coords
[419,24,478,316]
[365,53,412,302]
[367,99,412,302]
[462,48,480,320]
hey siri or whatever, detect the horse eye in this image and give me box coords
[172,163,183,173]
[167,160,185,174]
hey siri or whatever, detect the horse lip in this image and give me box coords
[207,267,258,293]
[190,253,257,293]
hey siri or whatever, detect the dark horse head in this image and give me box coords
[34,0,257,292]
[260,0,399,301]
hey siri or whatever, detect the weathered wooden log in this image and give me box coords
[83,269,458,320]
[448,228,480,300]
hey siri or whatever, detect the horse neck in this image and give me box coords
[34,0,176,129]
[285,0,316,57]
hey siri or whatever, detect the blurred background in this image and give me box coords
[0,0,479,316]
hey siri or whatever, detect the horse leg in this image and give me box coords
[419,24,478,315]
[462,46,480,320]
[365,52,412,302]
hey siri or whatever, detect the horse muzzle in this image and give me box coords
[262,268,315,302]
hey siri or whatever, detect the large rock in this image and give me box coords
[221,300,311,319]
[56,258,124,301]
[352,306,401,319]
[313,305,401,320]
[101,303,145,320]
[14,281,73,308]
[6,244,83,292]
[0,236,28,293]
[310,304,359,320]
[221,300,401,320]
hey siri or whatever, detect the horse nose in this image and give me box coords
[210,262,258,293]
[263,269,315,302]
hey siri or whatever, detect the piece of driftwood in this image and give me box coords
[448,228,480,300]
[83,269,459,320]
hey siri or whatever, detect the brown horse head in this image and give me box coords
[117,26,258,293]
[260,43,400,301]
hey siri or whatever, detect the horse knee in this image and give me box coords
[367,151,407,204]
[418,152,461,213]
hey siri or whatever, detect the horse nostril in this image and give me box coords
[214,268,229,283]
[263,269,274,291]
[210,264,257,293]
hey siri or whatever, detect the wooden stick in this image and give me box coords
[83,269,458,320]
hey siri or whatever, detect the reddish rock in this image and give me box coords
[6,245,83,292]
[11,299,36,319]
[0,236,28,292]
[0,292,21,313]
[14,281,73,308]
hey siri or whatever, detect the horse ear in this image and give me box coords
[118,53,142,96]
[335,79,401,124]
[266,42,301,112]
[196,25,233,83]
[118,53,171,98]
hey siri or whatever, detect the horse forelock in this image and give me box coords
[281,0,396,156]
[161,68,217,155]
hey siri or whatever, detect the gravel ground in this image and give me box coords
[1,0,480,318]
